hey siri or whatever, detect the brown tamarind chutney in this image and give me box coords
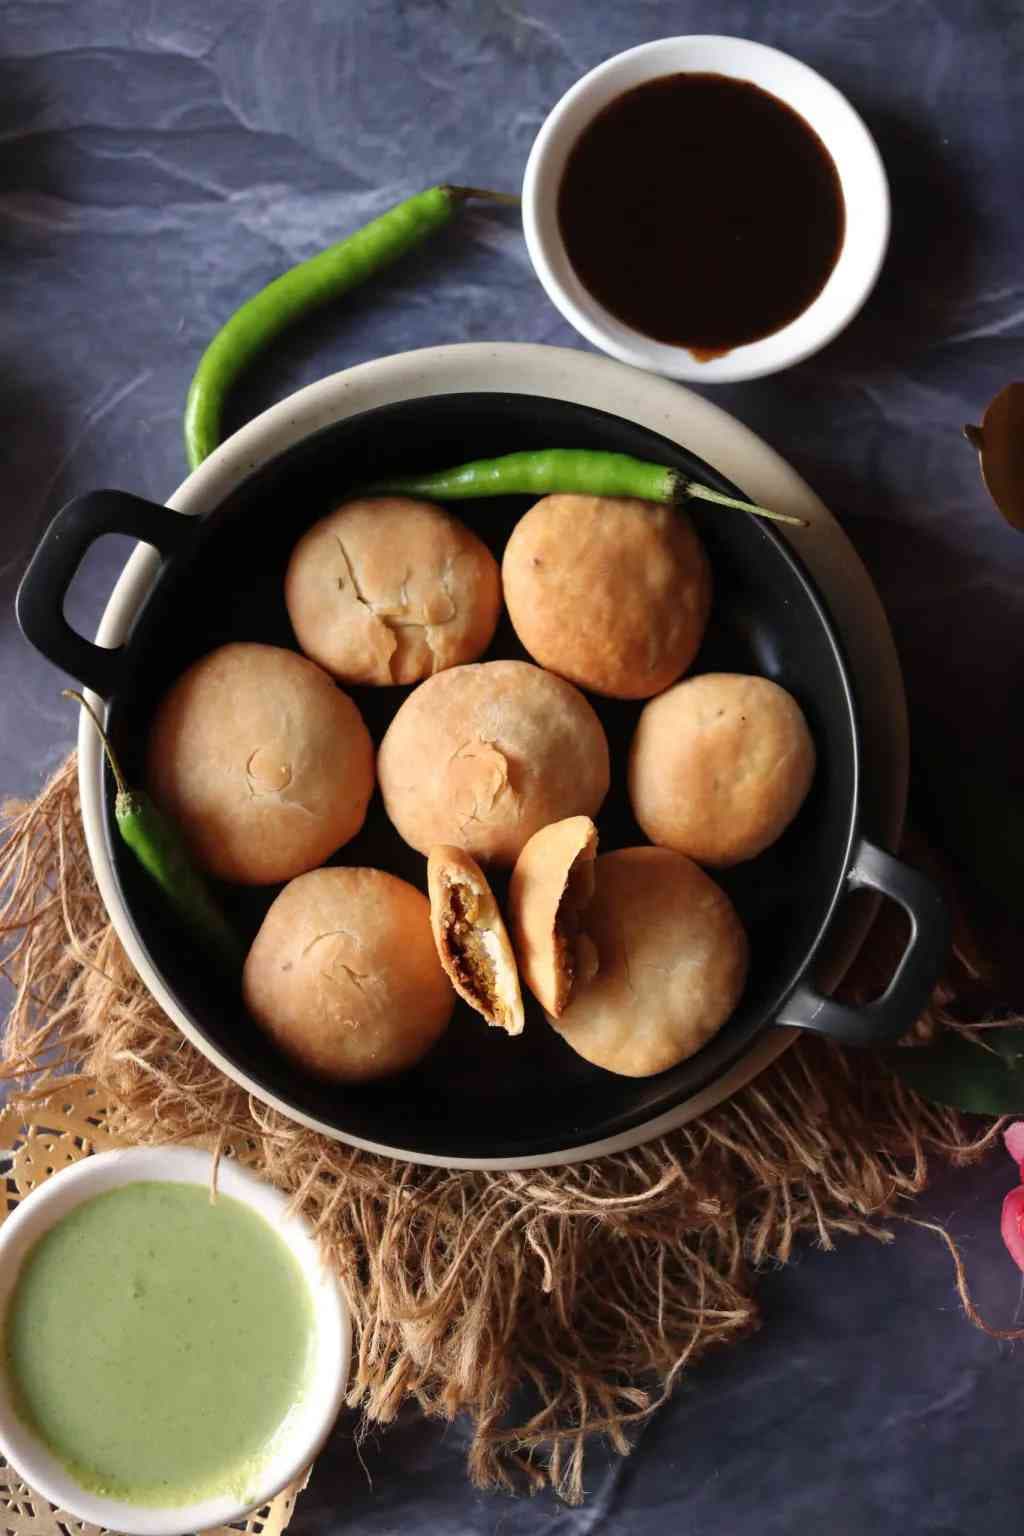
[557,72,846,359]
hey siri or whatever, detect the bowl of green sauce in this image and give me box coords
[0,1146,349,1536]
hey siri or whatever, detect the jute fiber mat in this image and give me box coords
[1,755,1015,1508]
[0,1079,308,1536]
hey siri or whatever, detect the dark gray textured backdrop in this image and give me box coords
[2,1,1022,1531]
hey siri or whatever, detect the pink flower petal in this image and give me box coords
[1004,1121,1024,1169]
[1001,1185,1024,1272]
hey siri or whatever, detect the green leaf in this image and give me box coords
[883,1031,1024,1114]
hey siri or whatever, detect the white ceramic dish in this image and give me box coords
[522,35,890,383]
[67,342,908,1169]
[0,1146,350,1536]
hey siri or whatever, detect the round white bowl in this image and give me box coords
[522,34,890,383]
[0,1146,350,1536]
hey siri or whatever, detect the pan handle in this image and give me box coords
[16,491,193,698]
[775,838,950,1045]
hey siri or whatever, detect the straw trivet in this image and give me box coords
[1,756,1017,1506]
[0,1079,309,1536]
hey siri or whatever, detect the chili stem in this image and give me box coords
[447,185,522,206]
[683,481,806,525]
[63,690,129,801]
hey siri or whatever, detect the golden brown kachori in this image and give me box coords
[242,866,454,1082]
[285,496,501,686]
[428,845,524,1035]
[507,816,599,1018]
[147,642,374,885]
[377,660,610,867]
[501,493,711,699]
[549,847,748,1077]
[629,672,816,867]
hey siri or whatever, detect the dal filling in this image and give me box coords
[445,882,501,1017]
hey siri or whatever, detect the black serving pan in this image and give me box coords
[16,393,949,1163]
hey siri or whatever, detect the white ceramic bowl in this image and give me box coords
[0,1146,350,1536]
[522,35,890,383]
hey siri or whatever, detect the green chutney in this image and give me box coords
[3,1181,315,1505]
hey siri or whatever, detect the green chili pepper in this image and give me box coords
[184,183,519,471]
[362,448,807,526]
[66,692,245,978]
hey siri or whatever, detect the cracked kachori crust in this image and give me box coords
[147,642,375,885]
[428,845,524,1035]
[507,816,598,1018]
[549,847,748,1077]
[629,673,816,867]
[377,660,610,867]
[243,866,454,1082]
[285,496,501,686]
[501,494,712,699]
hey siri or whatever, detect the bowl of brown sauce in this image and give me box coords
[522,35,889,382]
